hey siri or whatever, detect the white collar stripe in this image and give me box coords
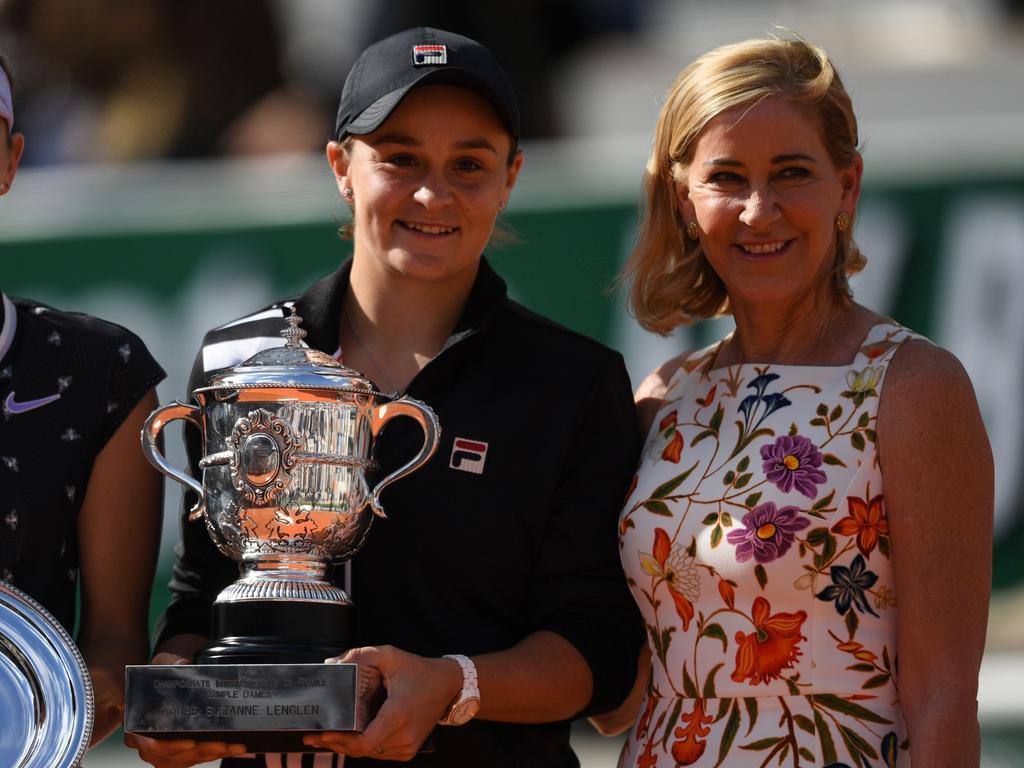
[0,293,17,362]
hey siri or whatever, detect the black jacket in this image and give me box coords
[155,259,644,767]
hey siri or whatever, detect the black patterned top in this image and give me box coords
[0,292,165,633]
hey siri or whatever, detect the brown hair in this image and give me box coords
[625,37,865,334]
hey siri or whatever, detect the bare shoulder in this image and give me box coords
[635,350,694,435]
[881,338,976,416]
[878,338,989,469]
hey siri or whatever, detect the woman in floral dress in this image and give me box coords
[594,38,993,767]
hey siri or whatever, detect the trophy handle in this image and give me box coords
[141,401,206,521]
[368,396,441,518]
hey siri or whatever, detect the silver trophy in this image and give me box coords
[124,309,440,751]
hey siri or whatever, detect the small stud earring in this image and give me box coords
[835,211,850,232]
[686,221,698,240]
[498,200,507,213]
[343,188,354,200]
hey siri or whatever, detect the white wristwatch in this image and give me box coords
[438,653,480,726]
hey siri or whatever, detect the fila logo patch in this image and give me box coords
[412,44,447,66]
[450,438,488,474]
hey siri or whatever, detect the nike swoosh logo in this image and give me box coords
[5,391,62,414]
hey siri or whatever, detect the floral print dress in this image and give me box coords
[618,322,920,768]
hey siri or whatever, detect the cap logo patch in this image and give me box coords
[412,44,447,66]
[450,438,487,474]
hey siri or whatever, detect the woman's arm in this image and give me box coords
[303,631,594,760]
[76,389,163,746]
[878,340,992,767]
[588,353,689,736]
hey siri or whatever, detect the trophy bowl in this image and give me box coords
[124,310,439,749]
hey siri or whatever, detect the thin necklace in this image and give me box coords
[341,302,399,395]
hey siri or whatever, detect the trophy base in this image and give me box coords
[125,599,374,752]
[199,598,355,664]
[124,662,384,753]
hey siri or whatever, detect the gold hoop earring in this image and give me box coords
[686,221,698,240]
[835,212,850,232]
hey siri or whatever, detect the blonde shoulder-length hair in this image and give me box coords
[625,37,866,335]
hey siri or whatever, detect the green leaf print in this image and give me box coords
[845,609,860,639]
[754,563,768,589]
[682,662,699,698]
[650,459,700,499]
[691,428,717,446]
[830,405,843,422]
[863,673,892,689]
[739,736,784,751]
[799,746,816,762]
[711,524,723,548]
[737,455,750,472]
[713,702,742,768]
[823,453,847,467]
[700,623,728,652]
[816,694,894,724]
[702,661,725,697]
[709,403,724,432]
[702,512,719,525]
[745,491,763,508]
[643,500,672,516]
[812,489,836,511]
[851,431,866,451]
[743,697,758,735]
[794,714,815,733]
[813,708,838,764]
[840,723,880,760]
[660,698,683,750]
[858,411,870,428]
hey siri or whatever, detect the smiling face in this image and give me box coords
[676,96,861,311]
[327,84,522,288]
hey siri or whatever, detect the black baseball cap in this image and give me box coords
[334,27,520,144]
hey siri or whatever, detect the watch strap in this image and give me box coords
[439,653,480,726]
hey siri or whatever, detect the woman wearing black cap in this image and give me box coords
[129,27,643,768]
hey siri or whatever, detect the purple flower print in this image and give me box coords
[760,435,827,498]
[727,502,811,564]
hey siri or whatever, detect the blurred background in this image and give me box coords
[1,0,1022,764]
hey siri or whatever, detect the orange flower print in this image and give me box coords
[670,699,712,765]
[657,411,684,463]
[718,578,736,609]
[731,597,808,686]
[832,494,889,558]
[696,383,717,408]
[639,529,701,631]
[635,696,657,741]
[638,738,659,768]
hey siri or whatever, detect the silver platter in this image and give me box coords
[0,581,93,767]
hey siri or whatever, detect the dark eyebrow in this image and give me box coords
[370,133,421,147]
[772,153,817,164]
[369,134,498,155]
[453,139,498,154]
[703,153,818,167]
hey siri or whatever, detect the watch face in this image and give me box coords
[448,697,480,726]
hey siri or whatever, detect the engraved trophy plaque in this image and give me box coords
[124,310,440,752]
